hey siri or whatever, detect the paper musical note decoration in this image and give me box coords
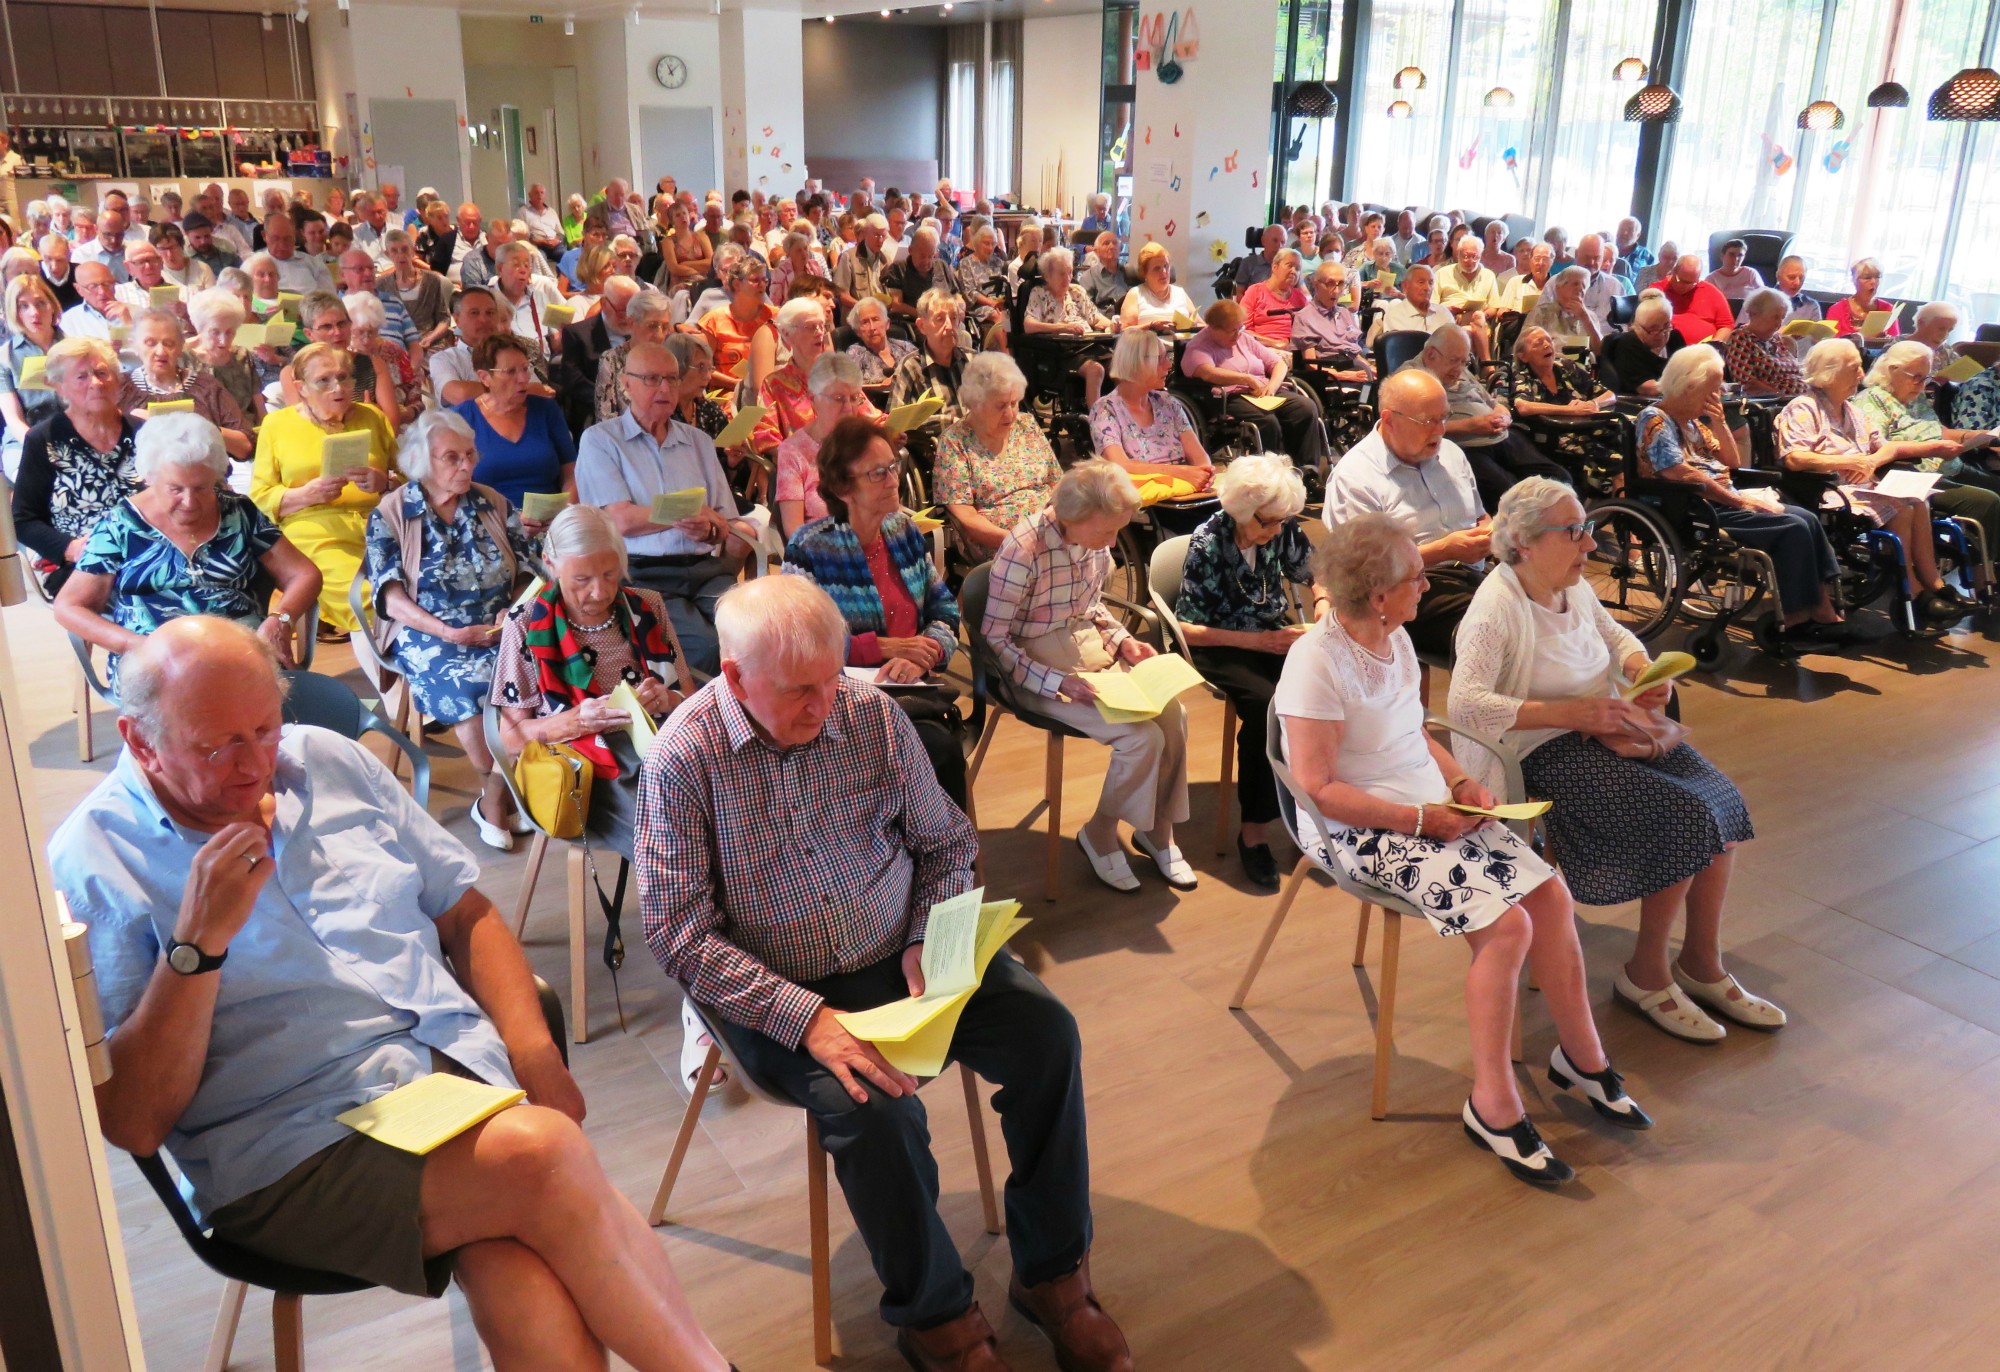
[1224,149,1239,173]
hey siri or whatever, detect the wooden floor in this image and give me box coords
[17,590,2000,1372]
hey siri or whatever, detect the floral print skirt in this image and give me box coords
[385,633,500,727]
[1302,806,1554,937]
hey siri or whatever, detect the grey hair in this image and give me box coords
[1490,476,1579,565]
[1658,341,1723,400]
[716,573,849,675]
[1866,340,1935,388]
[117,616,286,746]
[215,267,252,296]
[397,408,476,483]
[134,412,229,484]
[862,212,888,233]
[806,349,863,398]
[1850,256,1882,280]
[131,306,186,339]
[1272,248,1302,273]
[627,290,675,328]
[297,290,346,329]
[722,248,765,289]
[661,332,712,371]
[1552,265,1590,292]
[494,240,538,268]
[782,229,811,256]
[1421,322,1471,360]
[1802,337,1860,389]
[1108,327,1168,382]
[1052,459,1142,525]
[916,286,960,320]
[1037,245,1075,279]
[342,290,386,332]
[44,335,119,386]
[1742,287,1788,322]
[382,227,414,251]
[1914,300,1958,330]
[1511,324,1553,362]
[959,350,1026,410]
[776,296,826,337]
[1313,511,1420,617]
[911,225,939,250]
[1213,452,1306,524]
[543,502,629,580]
[1632,293,1672,326]
[847,294,888,326]
[243,251,279,281]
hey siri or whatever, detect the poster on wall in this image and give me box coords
[95,181,138,207]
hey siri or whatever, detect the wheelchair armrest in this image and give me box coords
[1729,469,1784,489]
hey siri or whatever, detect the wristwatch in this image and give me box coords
[165,939,228,975]
[270,611,294,627]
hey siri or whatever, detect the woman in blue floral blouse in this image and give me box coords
[52,413,321,686]
[1173,453,1326,888]
[364,409,536,849]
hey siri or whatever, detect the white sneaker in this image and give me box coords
[1076,828,1140,892]
[470,800,515,851]
[1613,967,1725,1043]
[1674,963,1788,1030]
[1131,831,1198,890]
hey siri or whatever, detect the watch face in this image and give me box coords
[169,943,201,974]
[654,54,688,89]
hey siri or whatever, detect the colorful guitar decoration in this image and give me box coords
[1823,138,1851,173]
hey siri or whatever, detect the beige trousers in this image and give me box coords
[1018,620,1191,832]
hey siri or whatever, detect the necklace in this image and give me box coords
[569,611,617,633]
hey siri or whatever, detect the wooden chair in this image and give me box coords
[958,561,1158,902]
[348,575,425,779]
[1230,701,1528,1117]
[650,996,1001,1367]
[137,980,566,1372]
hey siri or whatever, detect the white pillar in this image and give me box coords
[719,8,809,200]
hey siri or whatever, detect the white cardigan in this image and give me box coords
[1447,562,1645,797]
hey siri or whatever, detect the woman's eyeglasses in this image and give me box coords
[1539,519,1597,543]
[853,461,900,484]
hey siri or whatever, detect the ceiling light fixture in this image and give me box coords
[1613,57,1647,84]
[1928,67,2000,120]
[1393,65,1426,91]
[1484,86,1514,108]
[1387,99,1413,119]
[1797,99,1844,130]
[1866,80,1909,108]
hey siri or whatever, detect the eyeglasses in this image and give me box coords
[624,370,679,387]
[196,724,283,768]
[853,461,900,484]
[1385,409,1447,430]
[1538,519,1597,543]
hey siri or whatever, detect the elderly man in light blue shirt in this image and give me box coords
[575,339,751,675]
[1325,368,1491,660]
[49,616,732,1370]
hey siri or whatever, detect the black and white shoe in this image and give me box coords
[1548,1046,1654,1130]
[1461,1099,1575,1188]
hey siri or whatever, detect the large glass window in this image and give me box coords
[1539,0,1655,238]
[1435,0,1552,215]
[1349,0,1453,209]
[1271,0,1343,213]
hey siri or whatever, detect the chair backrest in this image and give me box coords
[1147,534,1194,657]
[1706,229,1793,282]
[1374,328,1430,381]
[678,993,792,1107]
[1606,294,1638,326]
[16,550,52,602]
[347,574,399,695]
[283,670,430,809]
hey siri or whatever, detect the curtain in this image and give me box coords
[989,20,1022,198]
[946,24,982,191]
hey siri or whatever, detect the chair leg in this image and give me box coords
[75,665,93,764]
[388,685,410,780]
[1353,901,1371,967]
[966,709,1002,787]
[648,1045,722,1225]
[512,830,548,940]
[961,1063,1002,1236]
[1230,856,1312,1008]
[1511,997,1525,1065]
[270,1293,304,1372]
[202,1280,248,1372]
[1370,911,1403,1121]
[806,1118,835,1367]
[566,846,588,1045]
[1043,731,1064,903]
[1213,699,1236,856]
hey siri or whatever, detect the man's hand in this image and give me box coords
[803,1007,917,1104]
[901,943,925,997]
[174,821,275,953]
[511,1040,586,1123]
[1118,636,1156,664]
[1260,624,1309,654]
[1439,524,1492,562]
[1059,673,1099,703]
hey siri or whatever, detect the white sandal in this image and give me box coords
[1674,963,1788,1030]
[680,1001,731,1096]
[1076,827,1140,893]
[1613,967,1725,1043]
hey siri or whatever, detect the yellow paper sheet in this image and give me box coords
[265,320,298,348]
[885,393,944,436]
[1622,650,1695,700]
[17,355,51,391]
[712,404,767,449]
[509,574,546,610]
[275,291,303,321]
[1242,393,1286,412]
[541,300,576,329]
[108,323,130,345]
[1780,319,1836,340]
[904,507,945,533]
[231,323,266,349]
[1862,302,1904,336]
[607,679,658,756]
[320,429,375,481]
[1447,800,1553,820]
[147,284,182,309]
[1171,310,1203,331]
[1078,653,1207,722]
[1132,474,1196,507]
[649,487,707,523]
[336,1073,525,1155]
[1939,355,1987,384]
[144,399,196,417]
[1374,270,1397,289]
[521,491,573,523]
[838,901,1030,1076]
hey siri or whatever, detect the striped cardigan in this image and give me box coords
[782,513,960,667]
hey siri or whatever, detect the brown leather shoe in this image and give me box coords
[1008,1259,1133,1372]
[896,1302,1011,1372]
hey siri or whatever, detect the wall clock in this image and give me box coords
[654,54,689,89]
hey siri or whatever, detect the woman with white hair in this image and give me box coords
[1450,477,1771,1044]
[843,295,914,386]
[494,502,693,862]
[1090,328,1213,482]
[1856,341,2000,511]
[753,295,882,452]
[955,221,1009,342]
[1827,257,1900,340]
[1777,338,1969,626]
[119,307,254,460]
[186,287,265,435]
[1638,345,1855,647]
[1722,287,1806,399]
[767,227,829,306]
[364,409,536,848]
[1239,248,1307,348]
[1910,301,1963,373]
[1523,265,1605,353]
[1601,290,1683,396]
[983,459,1196,891]
[52,413,319,681]
[934,351,1063,553]
[10,336,139,590]
[343,290,421,426]
[1021,244,1114,409]
[775,351,873,536]
[1279,511,1648,1183]
[380,227,452,343]
[491,240,567,363]
[1174,453,1325,886]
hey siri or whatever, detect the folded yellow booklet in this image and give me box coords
[1939,355,1987,384]
[275,291,303,321]
[336,1073,525,1154]
[1172,310,1203,331]
[1447,800,1553,820]
[712,404,767,449]
[1132,474,1197,507]
[1622,650,1695,700]
[147,284,182,309]
[1243,393,1286,412]
[886,393,944,436]
[541,300,576,329]
[521,491,573,523]
[1861,303,1904,336]
[145,399,196,417]
[16,355,49,390]
[835,892,1030,1076]
[649,487,707,523]
[319,430,375,481]
[904,506,945,533]
[510,574,546,610]
[1780,319,1836,341]
[1078,653,1207,722]
[607,679,659,756]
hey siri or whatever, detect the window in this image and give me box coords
[1349,0,1453,209]
[1271,0,1343,213]
[945,34,979,191]
[1435,0,1553,216]
[1539,0,1655,239]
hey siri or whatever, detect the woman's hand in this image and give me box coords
[1448,775,1497,810]
[258,614,296,668]
[448,623,504,649]
[1059,673,1099,703]
[1701,393,1727,427]
[1188,466,1217,490]
[64,536,87,563]
[297,474,348,506]
[633,675,678,716]
[1569,696,1656,738]
[1117,636,1156,665]
[573,695,629,733]
[1416,804,1487,841]
[878,656,927,684]
[520,515,551,537]
[1259,625,1308,654]
[345,465,393,494]
[880,635,943,671]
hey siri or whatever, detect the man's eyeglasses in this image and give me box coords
[1538,519,1597,543]
[197,724,283,768]
[1385,409,1447,430]
[625,370,679,388]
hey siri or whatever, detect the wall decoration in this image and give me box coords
[1136,8,1199,82]
[1223,149,1239,173]
[1457,135,1481,169]
[1209,239,1227,262]
[1761,134,1794,175]
[1822,138,1851,172]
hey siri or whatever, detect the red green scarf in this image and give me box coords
[522,582,677,776]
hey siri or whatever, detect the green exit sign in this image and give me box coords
[529,13,544,21]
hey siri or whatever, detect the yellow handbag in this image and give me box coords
[513,739,593,839]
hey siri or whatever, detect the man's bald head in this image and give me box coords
[1377,369,1449,467]
[1421,322,1472,383]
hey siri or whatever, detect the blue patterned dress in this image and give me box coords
[75,493,281,683]
[363,483,530,725]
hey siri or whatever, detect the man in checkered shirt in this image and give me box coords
[637,575,1132,1372]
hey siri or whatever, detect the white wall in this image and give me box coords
[462,19,581,210]
[719,8,808,200]
[574,18,632,188]
[627,17,724,193]
[330,3,471,201]
[1019,12,1101,217]
[1130,0,1281,305]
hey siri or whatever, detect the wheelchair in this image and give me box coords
[1289,349,1378,458]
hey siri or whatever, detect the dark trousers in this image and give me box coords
[1461,433,1572,513]
[717,952,1091,1330]
[1406,564,1484,662]
[1226,389,1327,471]
[1191,645,1282,825]
[1710,504,1837,617]
[626,553,743,677]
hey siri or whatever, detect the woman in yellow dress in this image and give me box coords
[251,342,397,640]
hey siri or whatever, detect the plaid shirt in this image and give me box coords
[637,678,978,1049]
[1724,328,1805,398]
[981,506,1131,699]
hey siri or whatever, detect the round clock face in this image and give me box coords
[654,54,689,89]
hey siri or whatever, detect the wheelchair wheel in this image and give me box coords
[1838,527,1901,614]
[1751,612,1790,657]
[1584,500,1683,642]
[1104,524,1152,631]
[1687,626,1725,669]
